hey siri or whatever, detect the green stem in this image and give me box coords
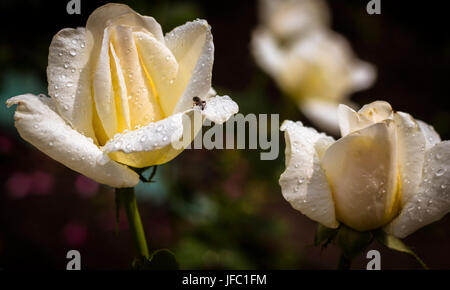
[116,187,150,259]
[337,253,352,270]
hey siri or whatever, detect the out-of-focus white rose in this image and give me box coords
[6,3,238,188]
[279,101,449,238]
[252,0,376,134]
[259,0,330,40]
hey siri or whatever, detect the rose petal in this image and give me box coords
[395,112,427,205]
[337,101,393,136]
[279,120,338,228]
[103,95,238,168]
[6,94,139,188]
[165,19,214,113]
[134,30,179,116]
[417,119,441,150]
[385,141,450,238]
[47,27,96,141]
[202,95,239,124]
[251,28,285,77]
[321,121,399,231]
[300,99,340,135]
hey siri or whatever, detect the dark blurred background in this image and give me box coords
[0,0,449,269]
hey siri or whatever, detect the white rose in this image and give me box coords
[6,3,238,188]
[279,100,449,238]
[252,0,375,134]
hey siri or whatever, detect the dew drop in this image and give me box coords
[66,82,73,88]
[436,168,446,177]
[140,136,146,143]
[64,63,69,69]
[156,125,163,132]
[80,42,85,48]
[49,142,54,146]
[126,144,132,150]
[114,141,121,149]
[162,136,168,142]
[63,105,69,111]
[442,184,447,189]
[58,52,63,57]
[33,124,39,129]
[71,68,76,73]
[69,50,77,56]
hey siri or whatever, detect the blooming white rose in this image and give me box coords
[252,0,375,134]
[279,101,449,238]
[6,3,238,188]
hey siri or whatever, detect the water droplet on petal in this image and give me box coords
[436,168,446,177]
[69,50,77,56]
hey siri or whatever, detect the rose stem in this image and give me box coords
[116,187,150,259]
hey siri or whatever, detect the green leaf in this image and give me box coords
[314,223,339,248]
[336,225,373,259]
[132,249,179,270]
[375,230,428,269]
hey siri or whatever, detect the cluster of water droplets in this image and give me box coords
[103,112,184,155]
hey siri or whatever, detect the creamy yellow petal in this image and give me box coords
[321,121,400,231]
[110,25,164,127]
[134,30,179,117]
[279,120,338,228]
[47,27,96,142]
[92,27,118,139]
[337,101,393,136]
[395,112,427,205]
[385,141,450,238]
[165,19,214,113]
[104,95,238,168]
[6,94,139,187]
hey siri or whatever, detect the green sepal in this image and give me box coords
[374,230,428,269]
[335,225,373,260]
[131,166,158,183]
[132,249,179,270]
[314,223,339,249]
